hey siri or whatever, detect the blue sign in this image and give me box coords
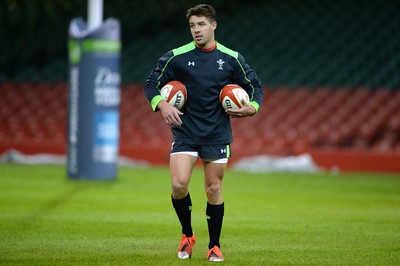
[67,17,121,180]
[93,111,119,163]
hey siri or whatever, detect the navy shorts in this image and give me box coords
[170,142,231,162]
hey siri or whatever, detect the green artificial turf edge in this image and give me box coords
[0,164,399,265]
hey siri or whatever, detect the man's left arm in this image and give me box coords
[229,54,264,117]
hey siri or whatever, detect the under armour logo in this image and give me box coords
[221,148,227,154]
[188,61,195,66]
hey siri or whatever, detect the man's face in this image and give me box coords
[189,15,216,48]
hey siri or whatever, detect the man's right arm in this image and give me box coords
[143,51,175,111]
[143,51,182,125]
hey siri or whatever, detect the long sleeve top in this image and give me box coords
[144,41,264,145]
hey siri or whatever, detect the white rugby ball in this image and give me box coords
[219,84,249,110]
[160,81,187,110]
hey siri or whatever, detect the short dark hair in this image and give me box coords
[186,4,216,22]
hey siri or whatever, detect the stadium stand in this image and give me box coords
[1,83,399,172]
[0,0,399,172]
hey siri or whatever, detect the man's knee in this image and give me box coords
[205,183,222,202]
[171,178,189,199]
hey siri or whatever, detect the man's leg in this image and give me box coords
[170,153,198,259]
[203,161,226,261]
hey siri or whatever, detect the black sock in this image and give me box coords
[206,202,224,249]
[171,193,193,237]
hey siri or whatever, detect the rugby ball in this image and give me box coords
[160,81,187,110]
[219,84,249,110]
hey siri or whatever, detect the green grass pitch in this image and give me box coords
[0,163,399,265]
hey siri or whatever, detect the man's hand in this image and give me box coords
[158,100,183,126]
[225,100,256,118]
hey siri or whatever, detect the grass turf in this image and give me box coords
[0,163,399,265]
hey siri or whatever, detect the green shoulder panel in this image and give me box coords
[155,42,195,83]
[155,43,194,84]
[152,42,196,108]
[216,42,239,58]
[172,42,196,56]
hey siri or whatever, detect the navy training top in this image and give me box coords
[143,41,264,145]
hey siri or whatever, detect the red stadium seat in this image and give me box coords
[1,83,399,160]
